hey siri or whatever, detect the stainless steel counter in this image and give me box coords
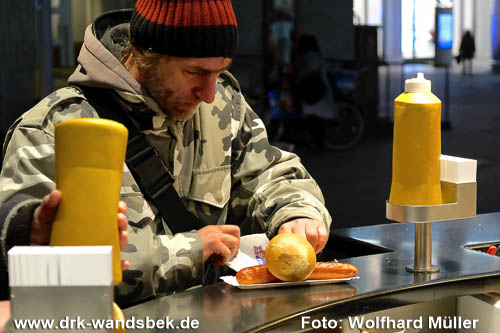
[124,212,500,332]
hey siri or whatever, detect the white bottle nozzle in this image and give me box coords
[405,72,431,93]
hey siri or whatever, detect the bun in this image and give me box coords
[265,233,316,281]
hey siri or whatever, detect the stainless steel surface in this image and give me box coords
[386,182,477,223]
[387,180,476,273]
[124,212,500,332]
[9,286,113,333]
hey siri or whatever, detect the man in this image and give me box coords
[459,30,475,75]
[0,0,331,307]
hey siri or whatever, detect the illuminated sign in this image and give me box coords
[438,13,453,49]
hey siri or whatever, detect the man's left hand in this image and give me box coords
[278,218,328,253]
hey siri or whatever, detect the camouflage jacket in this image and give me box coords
[0,11,331,306]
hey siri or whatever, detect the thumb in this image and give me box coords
[36,190,62,225]
[31,190,62,245]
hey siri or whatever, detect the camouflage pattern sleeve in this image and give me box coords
[0,193,41,278]
[0,88,205,305]
[0,121,57,205]
[116,226,204,307]
[228,95,332,238]
[116,172,204,307]
[0,87,94,204]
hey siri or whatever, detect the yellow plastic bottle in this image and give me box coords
[50,118,128,285]
[389,73,443,206]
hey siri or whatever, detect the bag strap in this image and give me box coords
[74,85,205,234]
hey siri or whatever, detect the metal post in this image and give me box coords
[40,0,53,97]
[460,0,464,36]
[415,223,432,270]
[407,223,440,273]
[472,0,477,42]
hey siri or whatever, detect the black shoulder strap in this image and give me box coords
[75,85,205,234]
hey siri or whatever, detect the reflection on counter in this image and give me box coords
[125,282,358,332]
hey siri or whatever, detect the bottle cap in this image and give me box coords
[405,72,431,93]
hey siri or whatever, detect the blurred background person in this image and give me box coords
[293,34,337,151]
[458,30,476,75]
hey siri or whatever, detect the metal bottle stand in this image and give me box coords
[386,177,477,274]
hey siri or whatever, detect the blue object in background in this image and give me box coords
[438,13,453,49]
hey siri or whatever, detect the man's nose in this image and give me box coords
[194,74,218,104]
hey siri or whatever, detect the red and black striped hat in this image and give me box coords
[130,0,238,58]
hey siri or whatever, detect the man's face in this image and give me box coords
[141,56,232,121]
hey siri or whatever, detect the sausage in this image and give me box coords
[235,261,358,285]
[236,265,280,285]
[308,262,358,280]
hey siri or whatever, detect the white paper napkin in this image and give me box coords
[226,233,269,272]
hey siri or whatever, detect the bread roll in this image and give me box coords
[265,233,316,281]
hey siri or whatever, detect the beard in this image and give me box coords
[142,69,200,121]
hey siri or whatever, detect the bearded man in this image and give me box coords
[0,0,331,307]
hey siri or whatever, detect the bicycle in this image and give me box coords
[264,69,365,152]
[322,69,365,151]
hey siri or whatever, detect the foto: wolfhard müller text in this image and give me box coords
[320,315,480,331]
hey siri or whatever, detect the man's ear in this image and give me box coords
[123,45,144,82]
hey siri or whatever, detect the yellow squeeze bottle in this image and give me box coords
[50,118,128,285]
[389,73,443,206]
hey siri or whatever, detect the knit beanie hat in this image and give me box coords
[130,0,238,58]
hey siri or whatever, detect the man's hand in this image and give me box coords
[198,225,240,267]
[278,218,328,253]
[31,190,62,246]
[31,189,130,270]
[117,201,130,270]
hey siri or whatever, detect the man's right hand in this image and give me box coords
[31,189,62,246]
[198,225,240,267]
[30,189,130,270]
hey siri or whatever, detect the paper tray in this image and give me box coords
[220,275,359,289]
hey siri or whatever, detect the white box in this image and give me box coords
[8,246,113,286]
[440,155,477,183]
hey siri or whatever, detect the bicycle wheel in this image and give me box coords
[323,102,365,151]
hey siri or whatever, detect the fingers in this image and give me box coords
[117,202,128,251]
[118,202,129,270]
[118,201,127,215]
[118,227,128,251]
[278,219,329,254]
[31,190,62,245]
[32,193,131,260]
[213,239,233,267]
[121,259,130,271]
[221,232,240,259]
[118,201,129,270]
[306,222,319,250]
[198,225,241,265]
[315,224,329,253]
[118,213,128,232]
[36,190,62,226]
[220,224,240,238]
[211,231,239,264]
